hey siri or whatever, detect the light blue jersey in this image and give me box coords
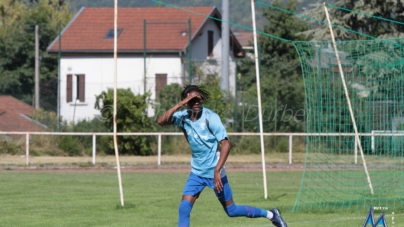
[173,107,227,178]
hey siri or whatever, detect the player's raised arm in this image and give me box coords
[157,102,181,126]
[157,93,199,126]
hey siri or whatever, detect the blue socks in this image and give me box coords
[178,200,193,227]
[224,203,268,218]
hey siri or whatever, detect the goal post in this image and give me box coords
[323,3,374,195]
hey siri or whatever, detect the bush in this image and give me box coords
[158,136,189,155]
[229,136,261,154]
[95,89,156,155]
[59,136,83,156]
[275,138,289,153]
[0,139,23,155]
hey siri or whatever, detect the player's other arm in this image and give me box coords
[216,139,231,172]
[214,138,231,193]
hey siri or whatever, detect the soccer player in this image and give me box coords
[157,85,288,227]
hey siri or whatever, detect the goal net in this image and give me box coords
[292,38,404,211]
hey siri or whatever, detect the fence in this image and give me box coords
[1,131,403,166]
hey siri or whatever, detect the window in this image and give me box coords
[66,74,85,103]
[208,30,214,57]
[104,28,123,39]
[155,74,167,100]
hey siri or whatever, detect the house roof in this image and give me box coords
[234,31,253,49]
[0,96,45,132]
[47,7,244,56]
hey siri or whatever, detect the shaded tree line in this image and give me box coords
[0,0,72,110]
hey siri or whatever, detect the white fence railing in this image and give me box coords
[371,130,404,153]
[1,131,404,166]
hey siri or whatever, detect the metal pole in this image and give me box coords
[26,133,29,166]
[92,134,96,164]
[187,19,192,84]
[371,131,375,154]
[57,22,61,130]
[114,0,125,207]
[158,134,162,165]
[35,25,40,109]
[289,135,292,164]
[234,58,238,132]
[251,0,267,199]
[221,0,229,91]
[242,93,244,132]
[274,97,277,148]
[143,20,147,94]
[354,137,358,164]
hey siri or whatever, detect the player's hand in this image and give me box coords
[180,93,201,106]
[214,170,223,193]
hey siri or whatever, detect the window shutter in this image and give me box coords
[155,74,167,100]
[66,74,72,103]
[78,74,85,102]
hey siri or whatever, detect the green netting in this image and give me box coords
[292,38,404,211]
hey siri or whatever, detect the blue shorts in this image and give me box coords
[182,172,233,202]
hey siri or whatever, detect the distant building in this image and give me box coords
[0,96,46,133]
[47,7,244,122]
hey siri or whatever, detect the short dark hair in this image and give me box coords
[180,85,210,102]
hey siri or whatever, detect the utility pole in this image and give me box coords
[221,0,229,92]
[35,25,40,109]
[57,21,61,130]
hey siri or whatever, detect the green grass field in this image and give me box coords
[1,170,402,227]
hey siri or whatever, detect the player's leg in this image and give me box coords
[214,175,268,218]
[178,172,206,227]
[178,195,197,227]
[214,175,288,227]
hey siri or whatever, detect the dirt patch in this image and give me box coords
[0,154,305,173]
[0,162,304,173]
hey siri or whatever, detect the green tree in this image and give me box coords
[201,74,233,124]
[0,0,26,27]
[0,0,72,110]
[95,88,156,156]
[302,0,404,40]
[238,0,308,132]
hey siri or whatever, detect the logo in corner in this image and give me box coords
[363,205,388,227]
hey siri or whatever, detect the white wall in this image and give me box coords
[190,20,237,96]
[60,55,182,122]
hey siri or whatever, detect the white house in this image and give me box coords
[47,7,244,122]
